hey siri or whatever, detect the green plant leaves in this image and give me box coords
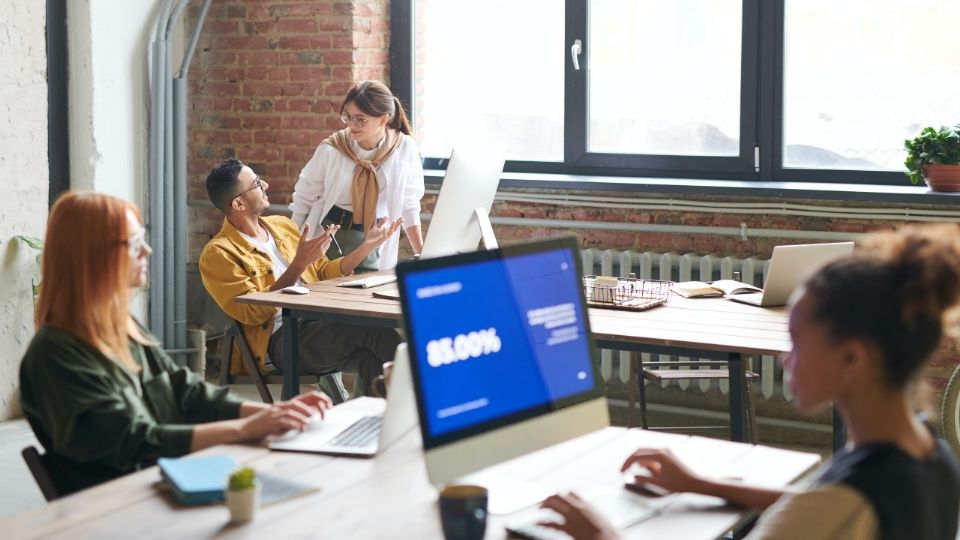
[228,466,256,491]
[14,236,44,251]
[904,124,960,185]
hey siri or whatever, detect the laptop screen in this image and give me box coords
[396,237,601,448]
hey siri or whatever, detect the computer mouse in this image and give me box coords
[281,285,309,295]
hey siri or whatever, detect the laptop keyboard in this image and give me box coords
[506,489,665,540]
[328,416,383,448]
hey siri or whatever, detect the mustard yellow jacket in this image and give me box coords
[199,216,343,375]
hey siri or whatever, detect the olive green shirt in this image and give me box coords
[19,325,245,494]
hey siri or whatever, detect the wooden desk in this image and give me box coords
[2,398,821,539]
[236,275,795,444]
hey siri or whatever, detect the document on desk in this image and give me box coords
[371,284,400,300]
[337,274,397,289]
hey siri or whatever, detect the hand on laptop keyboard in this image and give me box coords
[507,488,663,540]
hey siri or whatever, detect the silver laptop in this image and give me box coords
[267,344,418,458]
[729,242,855,307]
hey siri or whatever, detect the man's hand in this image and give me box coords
[292,223,337,270]
[362,216,403,249]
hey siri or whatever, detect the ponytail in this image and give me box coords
[390,95,413,135]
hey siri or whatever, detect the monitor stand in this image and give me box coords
[455,471,553,515]
[473,207,499,250]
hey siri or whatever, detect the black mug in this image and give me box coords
[438,485,488,540]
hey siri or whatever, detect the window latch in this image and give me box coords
[570,39,582,71]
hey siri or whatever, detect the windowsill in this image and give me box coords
[423,170,959,205]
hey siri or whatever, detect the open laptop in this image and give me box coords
[267,343,418,458]
[729,242,855,307]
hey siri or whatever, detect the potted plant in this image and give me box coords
[904,124,960,192]
[225,466,259,524]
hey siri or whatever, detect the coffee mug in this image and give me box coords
[372,361,394,398]
[438,484,488,540]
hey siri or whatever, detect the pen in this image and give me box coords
[330,231,343,256]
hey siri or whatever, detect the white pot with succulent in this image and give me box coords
[225,466,260,524]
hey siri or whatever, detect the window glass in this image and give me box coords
[416,0,564,162]
[783,0,960,170]
[588,0,743,156]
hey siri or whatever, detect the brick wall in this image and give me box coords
[187,0,390,261]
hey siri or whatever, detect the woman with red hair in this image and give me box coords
[19,192,331,495]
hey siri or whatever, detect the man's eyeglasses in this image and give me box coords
[233,176,264,200]
[340,113,369,129]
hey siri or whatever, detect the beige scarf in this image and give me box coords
[322,128,401,231]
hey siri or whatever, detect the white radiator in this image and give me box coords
[581,248,792,402]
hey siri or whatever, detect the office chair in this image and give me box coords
[217,321,348,404]
[632,356,759,443]
[22,446,64,502]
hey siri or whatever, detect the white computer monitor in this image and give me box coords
[419,143,508,259]
[396,236,609,512]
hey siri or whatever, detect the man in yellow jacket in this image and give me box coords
[199,158,403,396]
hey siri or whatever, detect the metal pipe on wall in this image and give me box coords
[171,0,212,359]
[148,0,211,363]
[173,78,188,353]
[163,35,175,349]
[149,0,174,344]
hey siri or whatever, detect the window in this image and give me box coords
[587,0,742,157]
[781,0,960,172]
[394,0,960,185]
[415,0,564,162]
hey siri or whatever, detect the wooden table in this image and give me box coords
[2,399,822,540]
[236,274,803,445]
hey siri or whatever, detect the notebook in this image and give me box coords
[158,455,237,505]
[728,242,855,307]
[158,455,320,506]
[267,343,418,458]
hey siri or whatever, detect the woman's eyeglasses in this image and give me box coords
[340,113,369,129]
[125,228,148,257]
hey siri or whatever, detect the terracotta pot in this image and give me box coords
[923,164,960,192]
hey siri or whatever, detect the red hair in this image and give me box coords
[35,192,151,370]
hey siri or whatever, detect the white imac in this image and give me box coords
[419,143,508,259]
[395,236,610,513]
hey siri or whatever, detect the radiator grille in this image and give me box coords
[581,248,791,401]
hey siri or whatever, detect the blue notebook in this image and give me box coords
[158,455,237,505]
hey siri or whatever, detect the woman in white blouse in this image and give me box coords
[290,81,424,272]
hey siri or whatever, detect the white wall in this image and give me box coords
[0,0,49,420]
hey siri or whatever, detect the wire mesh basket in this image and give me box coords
[582,275,674,311]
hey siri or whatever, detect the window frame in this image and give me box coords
[392,0,914,186]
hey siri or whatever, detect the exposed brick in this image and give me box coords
[277,19,319,34]
[282,116,325,130]
[242,82,283,97]
[322,50,354,65]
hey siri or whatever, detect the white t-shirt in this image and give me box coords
[334,137,389,219]
[239,227,294,334]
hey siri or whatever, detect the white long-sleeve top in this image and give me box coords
[290,133,425,271]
